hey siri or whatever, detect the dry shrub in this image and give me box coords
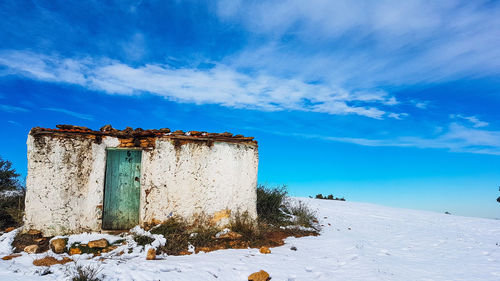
[229,211,260,241]
[286,200,320,230]
[132,235,155,247]
[258,184,320,231]
[188,225,219,248]
[68,264,103,281]
[256,185,288,225]
[151,217,190,255]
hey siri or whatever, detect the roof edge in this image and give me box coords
[30,124,257,145]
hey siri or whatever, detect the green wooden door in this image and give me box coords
[103,150,142,230]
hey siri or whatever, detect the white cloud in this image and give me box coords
[0,51,88,85]
[388,112,408,120]
[0,50,402,119]
[414,101,429,109]
[450,114,489,128]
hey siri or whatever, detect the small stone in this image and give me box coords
[259,246,271,254]
[101,246,118,253]
[88,238,109,248]
[56,124,90,131]
[122,127,134,134]
[69,248,82,255]
[248,270,270,281]
[5,227,15,232]
[171,130,185,135]
[146,248,156,260]
[217,231,243,240]
[197,247,211,253]
[24,244,39,254]
[2,253,22,260]
[50,238,67,254]
[100,124,116,132]
[27,229,42,236]
[219,132,233,137]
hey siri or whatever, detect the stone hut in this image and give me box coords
[24,125,258,236]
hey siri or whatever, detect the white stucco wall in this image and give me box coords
[24,133,258,236]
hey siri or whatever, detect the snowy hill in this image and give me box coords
[1,198,500,280]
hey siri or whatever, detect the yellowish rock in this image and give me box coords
[88,238,109,248]
[210,209,231,224]
[248,270,270,281]
[27,229,41,236]
[24,244,39,254]
[50,238,67,254]
[146,248,156,260]
[69,248,82,255]
[259,246,271,254]
[102,245,118,253]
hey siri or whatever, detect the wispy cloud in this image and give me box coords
[450,114,489,128]
[387,112,408,120]
[0,104,29,113]
[288,123,500,156]
[43,107,94,120]
[7,120,21,126]
[413,101,429,109]
[0,50,402,120]
[217,0,500,87]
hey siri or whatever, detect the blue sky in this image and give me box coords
[1,0,500,218]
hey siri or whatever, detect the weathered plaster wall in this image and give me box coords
[141,140,258,226]
[25,134,119,236]
[25,133,258,236]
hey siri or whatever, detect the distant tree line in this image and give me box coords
[314,194,346,201]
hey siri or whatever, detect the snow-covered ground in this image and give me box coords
[1,198,499,281]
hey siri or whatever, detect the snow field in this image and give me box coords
[0,198,499,280]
